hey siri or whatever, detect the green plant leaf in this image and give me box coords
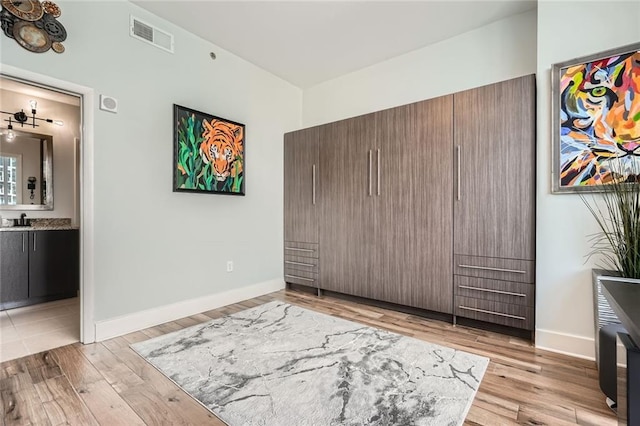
[581,158,640,278]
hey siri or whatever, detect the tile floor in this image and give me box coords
[0,297,79,363]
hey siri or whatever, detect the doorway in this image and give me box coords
[0,74,86,362]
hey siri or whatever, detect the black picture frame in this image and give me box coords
[173,104,245,196]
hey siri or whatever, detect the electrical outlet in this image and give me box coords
[226,261,233,272]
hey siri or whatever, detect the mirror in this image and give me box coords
[0,129,53,210]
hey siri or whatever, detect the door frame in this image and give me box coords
[1,64,96,343]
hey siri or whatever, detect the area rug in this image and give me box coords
[131,301,489,426]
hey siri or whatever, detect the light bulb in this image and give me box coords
[6,129,15,141]
[29,100,37,110]
[53,120,63,126]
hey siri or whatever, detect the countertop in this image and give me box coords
[0,225,79,232]
[0,218,77,232]
[601,278,640,347]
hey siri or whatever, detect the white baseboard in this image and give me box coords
[536,328,627,365]
[94,279,285,342]
[535,329,596,361]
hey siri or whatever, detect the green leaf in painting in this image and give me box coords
[203,163,213,190]
[234,175,244,192]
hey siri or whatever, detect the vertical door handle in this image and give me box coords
[22,233,25,252]
[456,145,461,201]
[312,164,316,205]
[377,149,381,196]
[368,150,372,196]
[33,233,36,252]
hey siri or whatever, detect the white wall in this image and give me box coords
[1,1,301,322]
[535,0,640,358]
[0,88,80,219]
[302,10,537,127]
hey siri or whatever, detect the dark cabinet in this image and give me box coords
[453,75,536,260]
[29,230,80,299]
[452,75,536,331]
[284,127,321,288]
[0,232,29,304]
[284,127,320,244]
[283,75,536,335]
[373,96,454,313]
[0,229,79,310]
[319,114,377,298]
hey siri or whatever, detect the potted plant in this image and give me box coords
[582,159,640,279]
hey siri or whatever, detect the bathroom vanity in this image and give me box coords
[0,223,79,310]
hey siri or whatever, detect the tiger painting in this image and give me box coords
[174,104,245,195]
[199,118,244,183]
[559,49,640,187]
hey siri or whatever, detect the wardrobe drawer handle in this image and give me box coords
[458,264,527,274]
[285,260,315,267]
[285,247,315,253]
[458,285,526,297]
[458,305,525,320]
[285,274,315,282]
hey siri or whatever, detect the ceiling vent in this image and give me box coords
[130,16,174,53]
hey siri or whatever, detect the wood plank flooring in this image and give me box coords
[0,289,617,425]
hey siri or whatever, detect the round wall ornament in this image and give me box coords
[1,0,44,22]
[0,8,15,38]
[41,1,60,18]
[12,19,51,53]
[51,40,64,53]
[41,12,65,41]
[1,0,67,53]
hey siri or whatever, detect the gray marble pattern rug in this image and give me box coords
[131,301,489,426]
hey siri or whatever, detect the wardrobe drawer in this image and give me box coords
[284,241,319,258]
[284,260,318,276]
[284,255,318,269]
[454,255,534,283]
[455,296,534,330]
[455,276,534,307]
[285,268,318,286]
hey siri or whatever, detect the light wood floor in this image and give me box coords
[0,289,616,425]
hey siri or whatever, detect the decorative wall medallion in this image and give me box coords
[12,19,51,52]
[41,1,60,17]
[1,0,43,21]
[1,0,66,53]
[51,40,63,53]
[41,11,64,41]
[0,8,15,38]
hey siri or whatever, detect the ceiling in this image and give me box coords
[0,77,80,107]
[133,1,537,89]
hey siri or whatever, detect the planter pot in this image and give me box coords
[593,269,622,364]
[593,270,640,362]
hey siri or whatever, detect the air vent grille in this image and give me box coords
[132,19,153,42]
[129,16,174,53]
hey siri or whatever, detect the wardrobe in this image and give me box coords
[283,74,536,333]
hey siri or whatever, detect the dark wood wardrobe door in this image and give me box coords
[453,75,536,260]
[375,95,454,313]
[284,127,319,244]
[319,114,377,297]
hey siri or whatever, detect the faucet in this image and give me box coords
[12,213,31,227]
